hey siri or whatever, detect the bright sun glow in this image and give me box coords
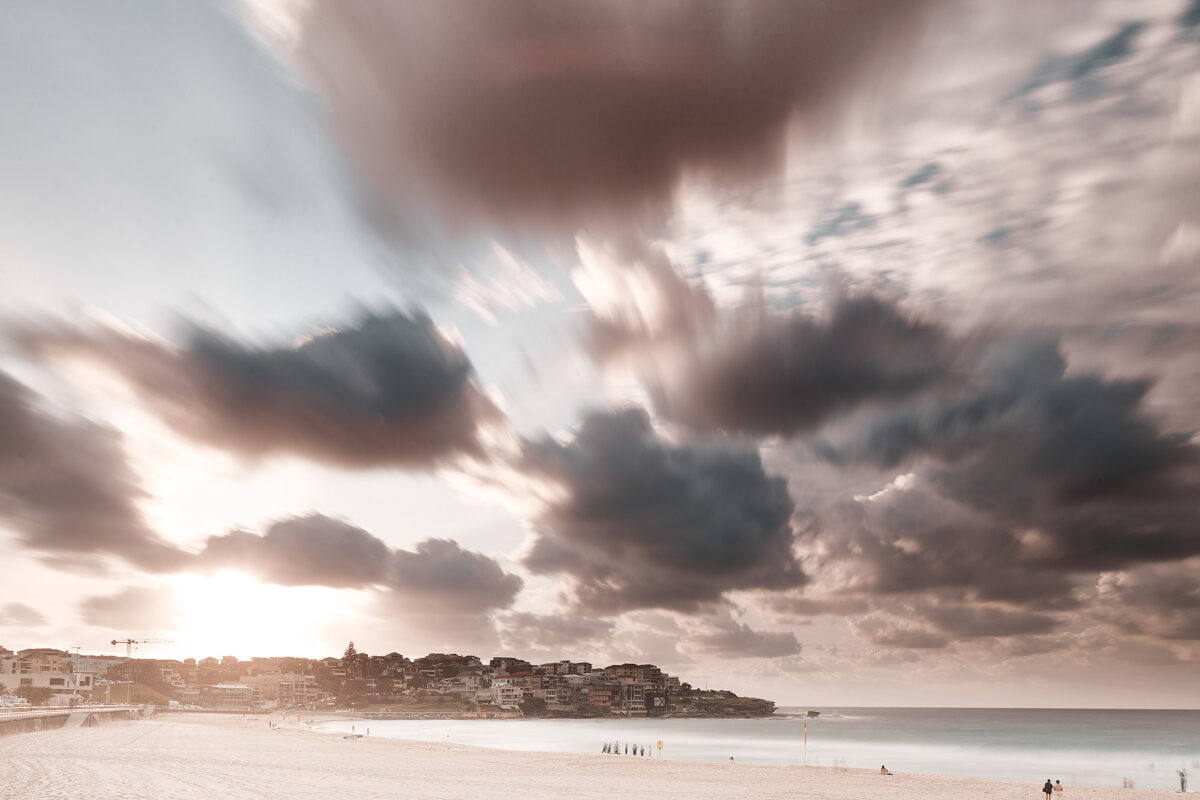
[171,571,361,659]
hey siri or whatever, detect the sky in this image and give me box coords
[1,0,1198,708]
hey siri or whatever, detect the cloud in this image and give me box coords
[788,334,1200,648]
[199,513,523,613]
[575,236,716,359]
[816,339,1200,583]
[647,293,955,437]
[0,603,48,628]
[1184,0,1200,30]
[273,0,933,236]
[19,310,503,468]
[835,339,1191,502]
[817,484,1081,608]
[766,594,872,619]
[494,611,616,653]
[575,235,955,438]
[688,613,801,659]
[200,514,390,588]
[80,585,182,631]
[1092,560,1200,641]
[518,407,805,612]
[390,538,524,614]
[1014,21,1146,99]
[918,602,1060,639]
[0,372,186,571]
[850,615,949,650]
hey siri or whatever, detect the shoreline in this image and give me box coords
[2,712,1180,800]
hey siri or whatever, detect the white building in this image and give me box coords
[65,653,127,680]
[0,670,92,693]
[476,684,524,709]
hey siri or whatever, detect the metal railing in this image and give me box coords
[0,704,144,722]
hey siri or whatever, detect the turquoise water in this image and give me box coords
[319,707,1200,791]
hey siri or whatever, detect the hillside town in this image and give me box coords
[0,643,775,717]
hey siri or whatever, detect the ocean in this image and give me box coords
[318,707,1200,791]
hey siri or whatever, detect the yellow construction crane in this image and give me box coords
[110,638,170,657]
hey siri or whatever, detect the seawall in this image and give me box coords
[0,705,153,736]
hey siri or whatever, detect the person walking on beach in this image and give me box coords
[1054,779,1063,796]
[1180,769,1188,792]
[1043,779,1054,799]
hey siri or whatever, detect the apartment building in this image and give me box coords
[604,663,663,685]
[0,649,94,696]
[278,675,326,706]
[476,684,524,709]
[235,672,326,708]
[65,653,127,679]
[179,683,265,710]
[0,671,91,693]
[535,660,593,676]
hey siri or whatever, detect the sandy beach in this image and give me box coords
[0,713,1184,800]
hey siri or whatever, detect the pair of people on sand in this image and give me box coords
[1043,779,1064,797]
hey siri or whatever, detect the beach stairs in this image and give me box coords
[64,712,100,728]
[65,707,145,727]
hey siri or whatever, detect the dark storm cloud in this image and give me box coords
[801,336,1200,646]
[1183,0,1200,30]
[391,538,524,614]
[519,407,804,613]
[1093,561,1200,641]
[690,615,801,658]
[919,603,1060,639]
[291,0,933,234]
[200,515,390,588]
[818,484,1083,608]
[199,514,522,612]
[840,339,1191,502]
[650,295,955,437]
[80,586,182,631]
[0,603,47,628]
[19,311,502,468]
[0,372,186,571]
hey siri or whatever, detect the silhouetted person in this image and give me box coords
[1180,769,1188,792]
[1043,779,1054,799]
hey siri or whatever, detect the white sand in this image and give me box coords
[0,713,1182,800]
